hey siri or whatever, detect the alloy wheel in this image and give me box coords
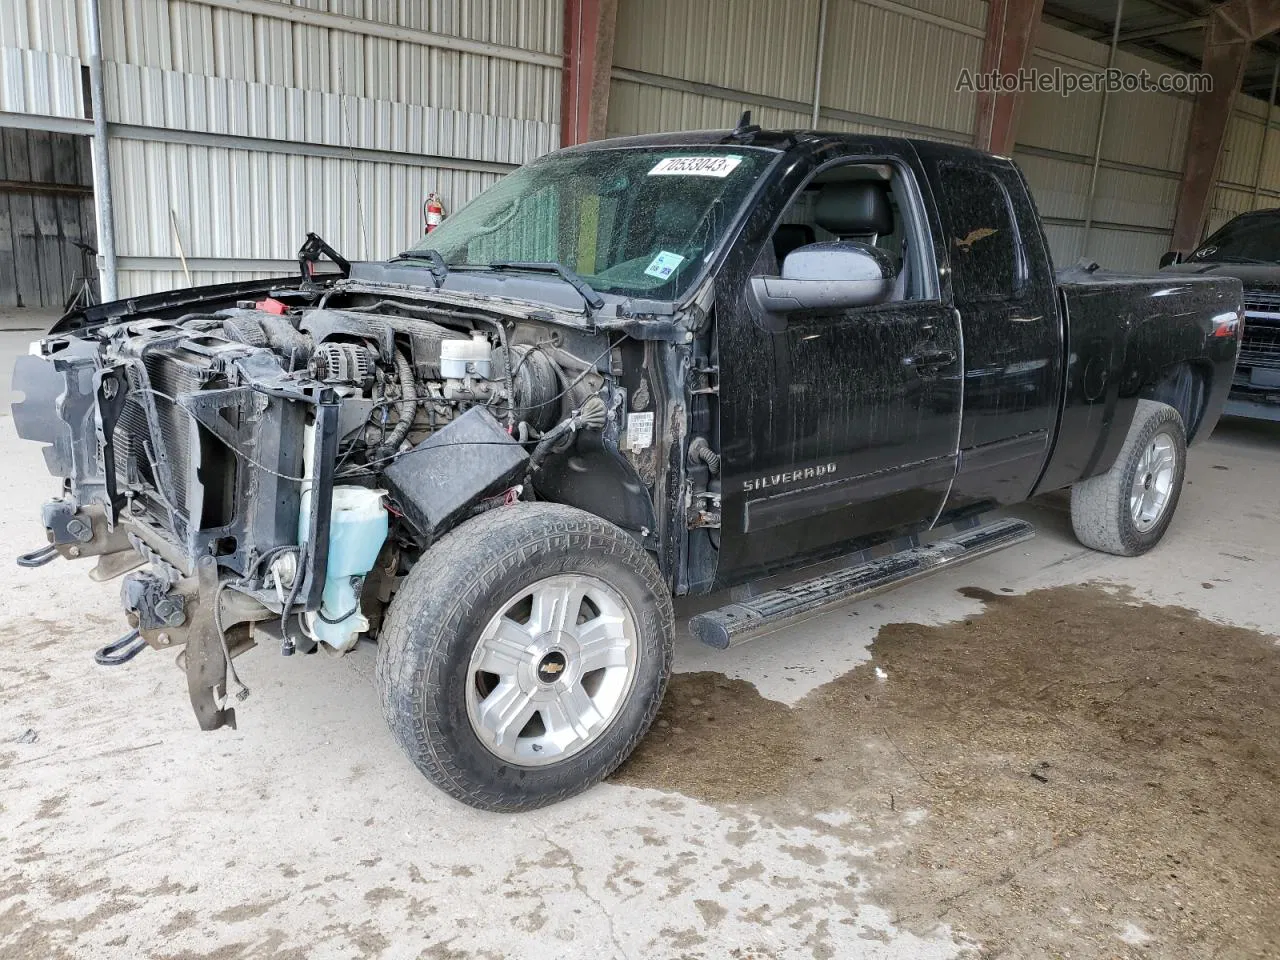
[464,574,639,766]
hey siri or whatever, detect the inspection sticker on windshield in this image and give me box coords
[626,411,655,450]
[648,155,743,178]
[644,250,686,281]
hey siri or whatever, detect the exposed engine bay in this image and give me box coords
[12,279,667,729]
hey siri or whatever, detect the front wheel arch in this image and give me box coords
[375,502,674,812]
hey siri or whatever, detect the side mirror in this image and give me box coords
[1159,250,1183,268]
[751,242,895,314]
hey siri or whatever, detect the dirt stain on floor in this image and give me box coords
[613,584,1280,958]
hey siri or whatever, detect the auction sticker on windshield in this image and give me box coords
[644,250,686,280]
[648,155,743,177]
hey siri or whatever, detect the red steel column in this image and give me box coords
[561,0,619,147]
[1170,0,1280,252]
[973,0,1046,155]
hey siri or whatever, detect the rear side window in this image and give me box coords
[938,165,1025,301]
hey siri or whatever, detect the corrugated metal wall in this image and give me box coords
[3,0,563,296]
[105,0,563,295]
[5,0,1280,287]
[608,0,979,143]
[1010,32,1193,268]
[0,128,97,308]
[608,0,1280,273]
[1205,93,1280,236]
[0,1,86,122]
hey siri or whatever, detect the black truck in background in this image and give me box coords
[1162,208,1280,420]
[14,124,1242,811]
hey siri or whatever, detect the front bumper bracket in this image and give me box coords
[185,556,237,731]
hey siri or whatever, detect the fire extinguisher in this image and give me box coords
[424,193,445,234]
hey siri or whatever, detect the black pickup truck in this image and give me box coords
[13,123,1242,811]
[1161,208,1280,420]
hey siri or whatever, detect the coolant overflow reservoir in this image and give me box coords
[299,486,388,654]
[440,330,492,379]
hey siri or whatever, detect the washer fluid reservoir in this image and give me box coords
[299,486,388,653]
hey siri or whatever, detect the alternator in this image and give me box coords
[311,343,376,387]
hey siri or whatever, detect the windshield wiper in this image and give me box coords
[390,248,448,285]
[486,261,606,316]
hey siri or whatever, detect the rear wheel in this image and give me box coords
[1070,399,1187,556]
[376,503,673,812]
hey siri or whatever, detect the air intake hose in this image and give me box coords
[259,315,313,371]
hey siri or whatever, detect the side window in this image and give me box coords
[763,161,928,302]
[938,165,1026,301]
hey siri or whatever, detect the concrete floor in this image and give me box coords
[0,306,60,334]
[1,319,1277,959]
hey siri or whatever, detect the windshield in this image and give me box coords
[1191,212,1280,264]
[409,146,776,299]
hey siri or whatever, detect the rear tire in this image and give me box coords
[1070,399,1186,557]
[376,503,674,812]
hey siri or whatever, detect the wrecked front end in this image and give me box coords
[13,275,668,730]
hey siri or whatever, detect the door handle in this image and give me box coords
[904,346,957,370]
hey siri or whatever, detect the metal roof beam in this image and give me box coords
[1041,1,1208,71]
[1116,19,1206,41]
[180,0,562,68]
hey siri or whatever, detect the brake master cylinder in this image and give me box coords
[440,331,492,379]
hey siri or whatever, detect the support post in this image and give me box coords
[561,0,619,147]
[811,0,829,129]
[1252,58,1279,208]
[86,0,118,302]
[1170,0,1280,252]
[973,0,1046,156]
[1081,0,1125,256]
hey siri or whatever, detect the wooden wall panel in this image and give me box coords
[0,127,96,308]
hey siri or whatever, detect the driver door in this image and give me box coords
[713,151,962,586]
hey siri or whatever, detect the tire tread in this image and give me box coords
[1070,399,1186,557]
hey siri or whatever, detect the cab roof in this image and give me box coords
[560,127,996,165]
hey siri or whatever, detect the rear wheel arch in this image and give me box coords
[1140,361,1210,442]
[1070,399,1187,556]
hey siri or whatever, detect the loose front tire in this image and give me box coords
[376,503,674,812]
[1070,399,1187,557]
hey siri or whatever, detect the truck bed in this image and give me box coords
[1032,268,1242,496]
